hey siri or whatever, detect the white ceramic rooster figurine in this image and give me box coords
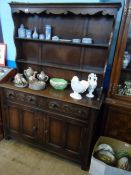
[86,73,97,98]
[70,76,89,100]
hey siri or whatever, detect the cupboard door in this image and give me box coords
[65,123,82,155]
[21,108,38,143]
[36,111,47,144]
[6,105,20,136]
[64,121,87,163]
[46,115,63,148]
[45,114,86,162]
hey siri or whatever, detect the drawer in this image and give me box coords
[47,99,89,121]
[4,89,47,107]
[4,89,37,105]
[4,89,89,121]
[5,89,36,105]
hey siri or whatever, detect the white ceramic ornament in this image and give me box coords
[70,76,89,100]
[86,73,97,98]
[32,27,38,39]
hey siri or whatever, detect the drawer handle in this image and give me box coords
[27,96,35,103]
[49,102,59,109]
[7,92,15,98]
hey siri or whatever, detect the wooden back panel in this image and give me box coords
[10,3,121,88]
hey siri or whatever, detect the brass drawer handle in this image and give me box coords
[49,102,59,110]
[7,92,15,98]
[27,96,36,103]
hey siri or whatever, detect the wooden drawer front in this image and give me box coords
[5,89,37,106]
[5,89,48,108]
[47,100,89,121]
[4,89,89,121]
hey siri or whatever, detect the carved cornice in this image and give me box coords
[11,7,118,16]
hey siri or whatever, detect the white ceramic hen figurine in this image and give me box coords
[70,76,89,100]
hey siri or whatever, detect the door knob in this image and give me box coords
[32,126,37,131]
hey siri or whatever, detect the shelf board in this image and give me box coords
[15,37,109,48]
[16,59,104,75]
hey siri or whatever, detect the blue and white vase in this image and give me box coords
[32,27,38,39]
[18,24,26,38]
[45,25,51,40]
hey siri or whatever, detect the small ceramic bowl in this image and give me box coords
[82,37,93,44]
[50,78,68,90]
[52,36,59,41]
[72,39,81,43]
[29,81,46,90]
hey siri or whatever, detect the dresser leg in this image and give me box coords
[81,161,89,171]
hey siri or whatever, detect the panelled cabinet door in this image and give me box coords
[46,115,64,149]
[5,105,21,138]
[36,111,47,144]
[21,107,39,143]
[45,114,85,161]
[65,122,84,158]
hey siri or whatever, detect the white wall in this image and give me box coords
[0,0,16,66]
